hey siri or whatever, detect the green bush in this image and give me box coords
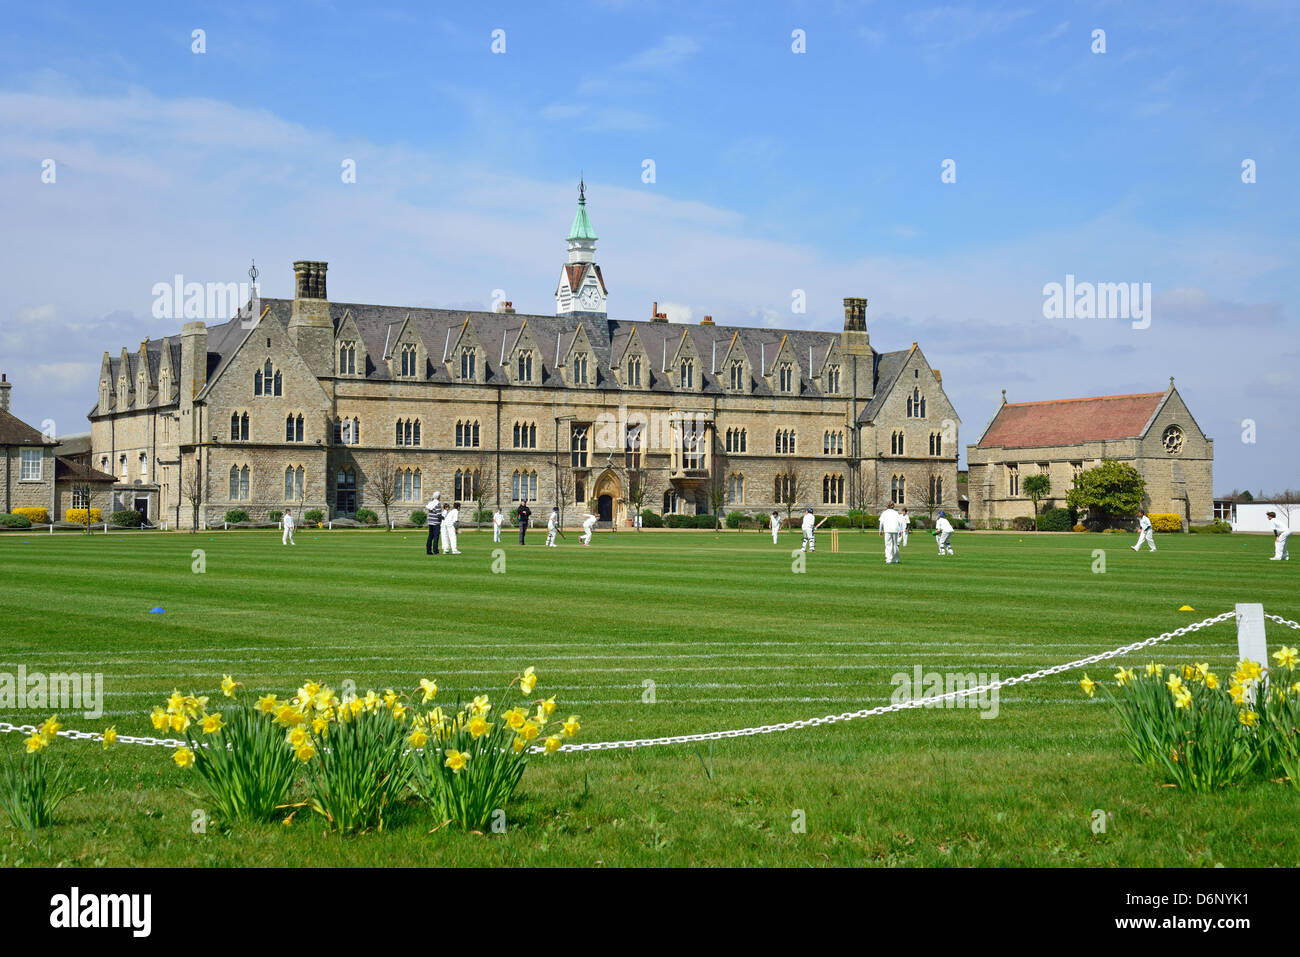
[303,509,325,524]
[221,509,248,525]
[1189,521,1232,534]
[355,508,379,525]
[268,510,283,523]
[824,515,853,529]
[474,509,493,523]
[725,511,746,529]
[953,517,968,530]
[664,514,693,528]
[1037,507,1072,531]
[640,510,664,528]
[861,513,880,530]
[112,509,144,527]
[0,513,32,528]
[1010,516,1036,532]
[410,509,427,525]
[911,517,930,530]
[694,514,717,529]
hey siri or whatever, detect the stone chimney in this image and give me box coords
[288,260,333,376]
[496,300,516,314]
[0,373,10,413]
[840,296,870,356]
[650,301,668,322]
[179,322,208,439]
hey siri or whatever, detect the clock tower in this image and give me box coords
[556,178,608,316]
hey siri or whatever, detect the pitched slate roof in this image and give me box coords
[55,456,116,483]
[977,392,1166,449]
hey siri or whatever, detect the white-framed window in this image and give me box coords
[891,474,906,505]
[229,464,250,501]
[284,465,304,500]
[511,469,537,502]
[571,425,589,468]
[663,489,681,515]
[627,356,641,387]
[823,431,844,455]
[72,486,89,508]
[19,448,42,481]
[396,467,422,503]
[728,472,745,504]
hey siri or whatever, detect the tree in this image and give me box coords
[625,466,647,530]
[1023,473,1051,521]
[366,453,400,529]
[1237,489,1254,502]
[182,463,207,532]
[1270,489,1300,527]
[554,465,574,529]
[707,452,728,529]
[776,467,802,526]
[1066,459,1145,529]
[70,482,95,534]
[472,452,495,525]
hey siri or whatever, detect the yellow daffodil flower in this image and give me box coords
[257,694,279,714]
[521,721,540,741]
[469,715,491,738]
[1229,683,1247,705]
[150,707,168,730]
[173,747,195,768]
[1166,674,1184,693]
[1273,646,1298,669]
[201,713,225,734]
[1144,663,1162,677]
[563,715,581,738]
[312,716,330,735]
[512,736,527,754]
[1239,710,1259,727]
[1205,672,1219,689]
[1237,660,1263,682]
[169,713,190,733]
[504,707,526,730]
[1080,675,1096,698]
[445,750,468,773]
[1174,689,1192,710]
[470,694,491,716]
[408,730,429,749]
[1114,667,1135,686]
[418,678,438,703]
[166,690,186,714]
[24,734,47,753]
[295,743,316,763]
[544,735,562,754]
[542,696,557,716]
[286,727,309,748]
[102,726,117,749]
[519,667,538,695]
[221,675,238,697]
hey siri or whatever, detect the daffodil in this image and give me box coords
[201,713,225,734]
[166,690,186,714]
[1229,683,1248,705]
[512,736,527,754]
[1204,672,1219,690]
[221,675,238,697]
[1145,663,1163,677]
[544,735,562,754]
[445,750,468,773]
[276,705,304,727]
[504,707,527,730]
[169,713,190,733]
[521,721,540,741]
[256,694,279,714]
[38,715,61,740]
[286,727,310,748]
[150,707,168,730]
[295,743,316,762]
[102,726,117,749]
[469,715,491,738]
[312,716,330,735]
[1239,710,1259,727]
[1237,660,1263,682]
[383,689,399,708]
[1174,689,1192,710]
[418,678,438,703]
[1114,667,1135,686]
[1273,646,1298,669]
[542,696,557,716]
[563,715,581,738]
[1166,674,1184,694]
[174,747,195,768]
[24,734,47,754]
[1080,675,1096,698]
[519,667,538,695]
[408,729,429,749]
[470,694,491,716]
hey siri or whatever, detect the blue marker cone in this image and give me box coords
[149,606,165,614]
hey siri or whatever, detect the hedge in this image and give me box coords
[1189,521,1232,534]
[0,513,32,528]
[355,508,379,525]
[1037,507,1073,532]
[224,509,249,525]
[640,510,664,528]
[65,508,102,524]
[1010,516,1037,531]
[13,507,49,524]
[111,509,143,527]
[725,511,746,529]
[303,509,325,524]
[1148,512,1183,533]
[410,509,427,525]
[694,514,718,529]
[474,509,494,523]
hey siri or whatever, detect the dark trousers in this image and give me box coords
[519,521,528,544]
[427,524,441,554]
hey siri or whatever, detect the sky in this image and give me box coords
[1,0,1296,493]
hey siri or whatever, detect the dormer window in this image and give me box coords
[906,387,926,418]
[679,358,694,389]
[460,349,476,380]
[339,341,357,375]
[517,351,533,383]
[399,344,418,378]
[729,361,744,391]
[626,356,642,387]
[778,363,793,393]
[825,365,840,393]
[573,354,589,385]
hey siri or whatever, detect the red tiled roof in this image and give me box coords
[978,392,1165,449]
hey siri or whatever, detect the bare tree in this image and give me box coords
[472,452,496,528]
[182,463,207,532]
[1271,489,1300,527]
[70,482,95,534]
[554,464,574,529]
[625,465,647,530]
[776,467,802,527]
[365,452,400,529]
[707,452,728,530]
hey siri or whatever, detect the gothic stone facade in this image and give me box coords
[88,280,961,530]
[966,384,1213,525]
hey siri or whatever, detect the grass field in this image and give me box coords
[0,525,1297,867]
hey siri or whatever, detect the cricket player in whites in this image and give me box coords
[546,507,559,548]
[1132,511,1156,553]
[581,511,598,547]
[879,502,902,564]
[492,507,504,543]
[446,501,462,554]
[281,509,296,546]
[1268,510,1291,560]
[899,508,910,547]
[770,511,781,545]
[801,507,818,552]
[935,511,955,556]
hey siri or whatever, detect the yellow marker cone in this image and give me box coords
[1179,605,1195,612]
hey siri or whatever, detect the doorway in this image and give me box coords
[134,496,150,524]
[598,494,613,522]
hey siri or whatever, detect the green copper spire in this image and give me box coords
[567,177,597,242]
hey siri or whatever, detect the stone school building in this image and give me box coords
[87,189,962,529]
[966,381,1214,525]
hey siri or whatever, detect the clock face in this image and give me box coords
[578,285,602,309]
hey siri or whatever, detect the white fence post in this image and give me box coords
[1236,603,1269,698]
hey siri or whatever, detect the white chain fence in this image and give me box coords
[0,609,1250,754]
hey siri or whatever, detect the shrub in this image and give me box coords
[355,508,379,525]
[153,680,298,826]
[694,514,717,529]
[953,518,968,530]
[111,509,143,527]
[824,514,853,529]
[1010,516,1037,531]
[1037,507,1073,532]
[410,667,581,830]
[64,508,102,524]
[1072,523,1088,533]
[1148,512,1183,533]
[664,514,694,528]
[1189,520,1231,534]
[474,509,493,523]
[268,510,283,523]
[0,716,76,834]
[911,517,929,530]
[303,509,325,524]
[725,511,746,529]
[13,507,49,524]
[410,509,427,525]
[223,509,249,525]
[0,513,32,528]
[640,509,663,528]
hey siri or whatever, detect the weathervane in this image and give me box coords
[248,259,260,288]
